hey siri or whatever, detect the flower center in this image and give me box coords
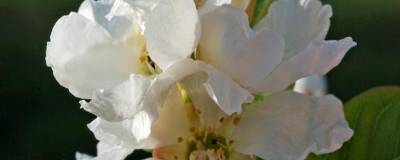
[174,81,241,160]
[189,148,226,160]
[153,81,252,160]
[186,131,230,160]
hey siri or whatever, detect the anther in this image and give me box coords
[229,140,235,146]
[177,137,183,143]
[196,109,202,115]
[219,117,225,123]
[190,127,196,132]
[233,116,241,126]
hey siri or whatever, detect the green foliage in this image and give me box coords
[250,0,274,27]
[307,86,400,160]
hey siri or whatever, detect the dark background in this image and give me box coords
[0,0,399,159]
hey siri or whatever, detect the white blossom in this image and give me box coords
[83,61,352,159]
[45,1,356,160]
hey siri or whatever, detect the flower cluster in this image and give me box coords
[47,0,356,160]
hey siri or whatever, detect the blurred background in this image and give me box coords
[0,0,399,159]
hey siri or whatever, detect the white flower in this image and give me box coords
[47,0,356,98]
[47,0,145,98]
[98,0,284,93]
[81,59,253,159]
[82,59,352,160]
[46,0,201,98]
[196,0,356,93]
[118,0,251,71]
[129,0,200,70]
[151,91,353,160]
[45,1,356,159]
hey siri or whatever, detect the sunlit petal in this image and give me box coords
[199,5,284,88]
[148,86,191,147]
[81,75,152,121]
[233,91,353,160]
[148,59,252,116]
[254,37,356,93]
[46,10,145,98]
[144,0,201,70]
[88,111,153,149]
[78,0,138,39]
[256,0,332,59]
[198,0,250,15]
[75,142,134,160]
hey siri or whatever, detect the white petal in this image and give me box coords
[76,152,94,160]
[46,13,145,99]
[233,91,353,160]
[144,0,201,70]
[78,0,115,22]
[198,0,250,15]
[179,71,227,127]
[88,118,137,147]
[256,0,332,59]
[78,0,136,39]
[81,75,152,121]
[76,142,133,160]
[148,59,252,116]
[203,68,253,114]
[110,0,158,31]
[253,37,356,93]
[88,112,153,149]
[294,75,327,96]
[198,6,284,88]
[78,0,95,21]
[95,142,134,160]
[148,85,191,147]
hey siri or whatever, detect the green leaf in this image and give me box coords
[249,0,275,27]
[307,86,400,160]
